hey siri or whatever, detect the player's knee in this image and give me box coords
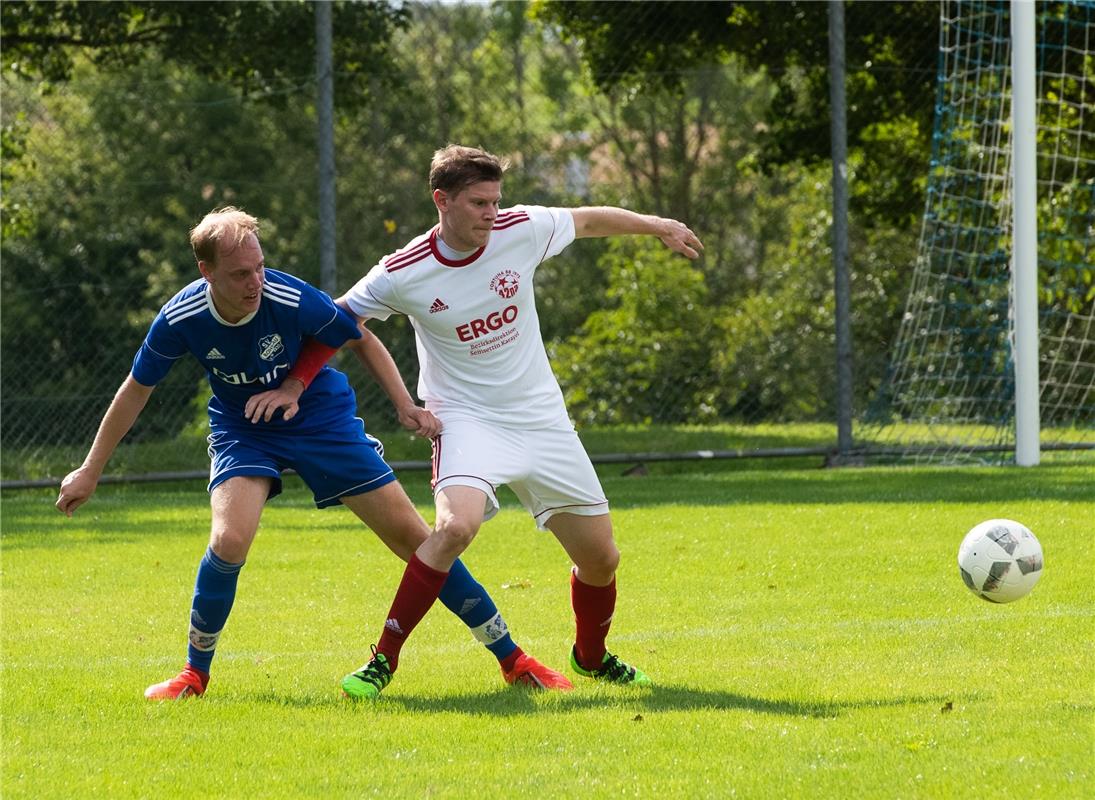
[577,544,620,583]
[209,528,251,563]
[598,545,621,577]
[434,515,479,551]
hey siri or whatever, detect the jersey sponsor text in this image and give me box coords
[455,305,518,342]
[211,362,289,386]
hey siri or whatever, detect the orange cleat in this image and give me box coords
[502,653,574,691]
[144,666,209,701]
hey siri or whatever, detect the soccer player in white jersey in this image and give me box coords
[252,145,704,699]
[55,206,571,700]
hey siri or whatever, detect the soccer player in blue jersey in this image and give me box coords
[55,206,572,699]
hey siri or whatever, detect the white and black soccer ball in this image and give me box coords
[958,519,1043,603]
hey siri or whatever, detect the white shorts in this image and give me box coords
[431,417,609,530]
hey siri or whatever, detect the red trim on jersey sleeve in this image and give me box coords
[384,240,433,273]
[287,338,338,390]
[492,215,530,232]
[493,211,530,230]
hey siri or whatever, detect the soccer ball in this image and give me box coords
[958,519,1043,603]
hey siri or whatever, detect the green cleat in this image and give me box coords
[570,646,652,686]
[341,646,393,700]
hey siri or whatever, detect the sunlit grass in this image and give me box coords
[2,463,1093,798]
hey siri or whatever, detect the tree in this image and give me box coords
[535,0,939,227]
[1,0,408,104]
[0,56,322,453]
[552,239,718,425]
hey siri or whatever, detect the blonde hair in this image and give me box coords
[429,145,508,195]
[189,206,260,266]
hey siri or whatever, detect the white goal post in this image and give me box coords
[1011,0,1040,466]
[864,0,1094,465]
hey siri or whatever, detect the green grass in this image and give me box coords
[2,463,1093,798]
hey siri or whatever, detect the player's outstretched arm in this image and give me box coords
[56,375,154,517]
[570,206,704,259]
[342,320,442,439]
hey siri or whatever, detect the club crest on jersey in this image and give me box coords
[258,334,285,361]
[489,270,520,299]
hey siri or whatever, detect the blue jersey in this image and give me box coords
[132,268,361,432]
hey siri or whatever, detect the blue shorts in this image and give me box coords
[206,416,396,508]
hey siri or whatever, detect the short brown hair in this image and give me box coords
[429,145,508,195]
[189,206,259,266]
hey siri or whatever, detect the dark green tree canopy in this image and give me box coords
[2,0,408,104]
[536,0,938,175]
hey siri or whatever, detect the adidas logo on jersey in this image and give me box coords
[206,347,226,360]
[429,298,449,314]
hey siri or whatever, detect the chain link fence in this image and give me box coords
[0,2,999,485]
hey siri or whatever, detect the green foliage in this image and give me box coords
[553,239,717,425]
[0,58,320,445]
[1,110,33,239]
[1036,44,1095,315]
[537,0,940,227]
[714,169,836,421]
[9,0,1061,477]
[713,161,914,421]
[532,0,736,91]
[1,0,408,105]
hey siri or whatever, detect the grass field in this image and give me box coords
[2,462,1093,798]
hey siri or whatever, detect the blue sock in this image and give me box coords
[186,547,244,674]
[437,558,518,662]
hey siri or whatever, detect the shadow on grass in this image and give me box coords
[239,684,970,719]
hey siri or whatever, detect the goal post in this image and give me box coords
[1011,0,1039,466]
[864,0,1094,465]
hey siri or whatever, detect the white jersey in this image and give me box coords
[344,205,575,429]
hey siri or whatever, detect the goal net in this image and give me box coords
[865,0,1094,463]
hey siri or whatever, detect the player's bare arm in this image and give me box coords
[56,375,155,516]
[339,314,442,439]
[570,206,704,259]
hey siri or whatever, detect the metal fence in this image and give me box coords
[4,1,1086,486]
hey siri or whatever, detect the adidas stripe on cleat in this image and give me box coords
[502,653,574,691]
[570,647,651,686]
[341,646,393,700]
[144,666,209,700]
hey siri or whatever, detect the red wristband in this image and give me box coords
[287,339,338,390]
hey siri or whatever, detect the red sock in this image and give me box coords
[571,570,616,670]
[376,554,449,671]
